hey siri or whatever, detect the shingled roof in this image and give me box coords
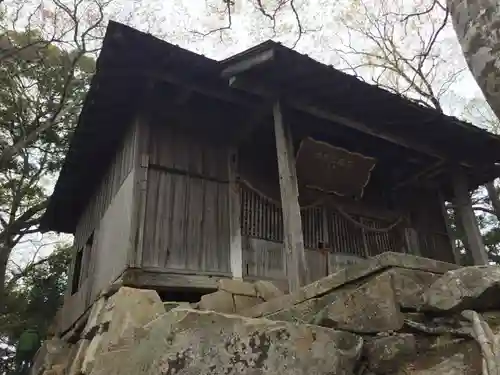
[40,21,500,233]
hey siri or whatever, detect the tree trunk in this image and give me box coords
[0,248,9,312]
[448,0,500,119]
[486,181,500,221]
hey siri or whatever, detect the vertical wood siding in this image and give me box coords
[91,169,136,298]
[242,237,286,281]
[148,122,228,181]
[142,169,230,273]
[141,122,231,274]
[74,124,138,250]
[61,171,137,334]
[62,122,139,333]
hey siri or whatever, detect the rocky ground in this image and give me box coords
[31,252,500,375]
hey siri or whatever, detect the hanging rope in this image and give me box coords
[238,178,326,210]
[238,178,405,233]
[332,204,405,233]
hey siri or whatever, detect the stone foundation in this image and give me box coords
[31,252,500,375]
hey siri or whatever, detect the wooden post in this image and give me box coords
[452,169,489,265]
[273,100,308,291]
[228,148,243,279]
[322,208,333,275]
[129,116,150,269]
[404,227,420,256]
[438,190,461,265]
[360,218,370,258]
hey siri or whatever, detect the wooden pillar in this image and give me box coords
[438,191,461,265]
[404,227,420,256]
[322,208,333,275]
[452,169,489,265]
[273,100,308,291]
[228,148,243,279]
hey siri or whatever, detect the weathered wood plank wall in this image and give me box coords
[142,121,231,275]
[73,124,138,250]
[62,122,139,333]
[90,169,136,297]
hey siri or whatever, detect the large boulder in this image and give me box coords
[424,266,500,312]
[364,334,417,374]
[80,287,165,374]
[265,288,350,324]
[391,339,482,375]
[314,272,404,333]
[89,309,363,375]
[31,338,72,375]
[67,339,90,375]
[218,279,257,297]
[253,280,284,301]
[198,288,264,314]
[82,297,107,339]
[101,287,165,350]
[198,290,236,314]
[389,268,441,310]
[163,302,191,312]
[241,252,457,319]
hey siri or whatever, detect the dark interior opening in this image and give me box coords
[157,289,211,303]
[71,232,94,295]
[71,249,83,294]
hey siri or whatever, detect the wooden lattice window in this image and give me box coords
[301,207,326,249]
[241,185,283,242]
[328,211,366,257]
[240,184,401,256]
[361,217,398,256]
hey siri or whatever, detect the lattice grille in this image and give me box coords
[328,211,366,257]
[301,207,326,249]
[240,186,282,241]
[240,184,401,256]
[361,217,399,256]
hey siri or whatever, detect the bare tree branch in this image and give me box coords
[189,0,233,41]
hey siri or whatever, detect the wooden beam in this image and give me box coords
[228,76,473,168]
[122,268,224,291]
[438,190,461,265]
[273,100,309,291]
[221,48,274,77]
[452,168,489,265]
[228,148,243,279]
[392,160,445,191]
[151,72,256,107]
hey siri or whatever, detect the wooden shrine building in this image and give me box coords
[41,21,500,334]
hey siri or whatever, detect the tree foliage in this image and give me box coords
[0,0,163,359]
[0,0,102,303]
[0,244,71,374]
